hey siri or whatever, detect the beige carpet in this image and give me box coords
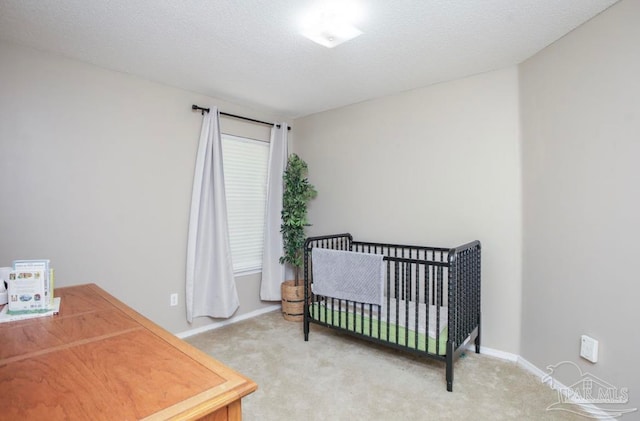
[185,311,585,421]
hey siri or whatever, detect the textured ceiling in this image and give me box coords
[0,0,618,118]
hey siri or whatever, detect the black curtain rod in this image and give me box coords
[191,104,290,130]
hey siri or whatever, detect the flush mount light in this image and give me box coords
[299,2,364,48]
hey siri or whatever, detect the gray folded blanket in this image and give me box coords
[311,248,384,306]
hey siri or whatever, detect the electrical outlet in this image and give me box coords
[580,335,599,363]
[170,293,178,307]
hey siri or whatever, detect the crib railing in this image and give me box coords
[303,233,481,391]
[447,240,482,354]
[303,234,480,351]
[304,235,481,340]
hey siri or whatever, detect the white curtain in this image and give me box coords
[186,107,239,322]
[260,123,289,300]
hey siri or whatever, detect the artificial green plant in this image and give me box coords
[279,153,317,286]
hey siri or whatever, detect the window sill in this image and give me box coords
[233,268,262,278]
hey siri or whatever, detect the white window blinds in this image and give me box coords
[221,134,269,274]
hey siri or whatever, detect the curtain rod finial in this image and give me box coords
[192,104,210,115]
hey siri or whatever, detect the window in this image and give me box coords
[221,134,269,274]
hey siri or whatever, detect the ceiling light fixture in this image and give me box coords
[300,2,364,48]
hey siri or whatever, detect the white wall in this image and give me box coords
[520,0,640,408]
[294,67,523,354]
[0,41,286,333]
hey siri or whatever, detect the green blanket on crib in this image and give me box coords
[309,303,448,355]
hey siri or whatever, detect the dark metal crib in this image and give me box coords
[303,233,481,392]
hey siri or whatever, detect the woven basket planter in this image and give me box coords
[281,280,305,322]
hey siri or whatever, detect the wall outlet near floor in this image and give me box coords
[580,335,598,363]
[170,293,178,307]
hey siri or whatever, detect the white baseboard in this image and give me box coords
[463,345,620,420]
[517,356,619,421]
[176,304,280,339]
[517,355,547,378]
[465,343,518,362]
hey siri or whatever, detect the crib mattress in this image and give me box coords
[309,302,448,355]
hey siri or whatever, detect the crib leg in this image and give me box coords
[446,342,454,392]
[475,314,481,354]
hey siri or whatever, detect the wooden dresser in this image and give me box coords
[0,284,257,420]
